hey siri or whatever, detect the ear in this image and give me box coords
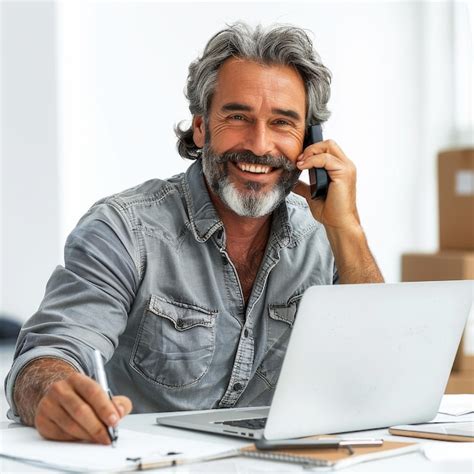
[192,115,206,149]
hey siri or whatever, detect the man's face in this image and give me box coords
[193,58,307,217]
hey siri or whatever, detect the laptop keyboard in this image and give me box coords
[219,417,267,430]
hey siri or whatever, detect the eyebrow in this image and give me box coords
[272,108,302,121]
[221,102,302,121]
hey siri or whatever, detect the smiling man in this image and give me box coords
[198,59,305,219]
[6,23,383,445]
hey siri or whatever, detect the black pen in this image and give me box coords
[93,349,119,447]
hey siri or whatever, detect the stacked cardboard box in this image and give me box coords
[445,355,474,393]
[401,148,474,378]
[438,149,474,249]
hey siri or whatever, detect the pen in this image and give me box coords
[93,349,119,447]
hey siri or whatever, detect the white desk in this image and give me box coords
[1,408,472,473]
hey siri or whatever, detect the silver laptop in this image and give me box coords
[156,280,473,440]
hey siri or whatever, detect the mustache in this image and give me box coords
[212,150,297,172]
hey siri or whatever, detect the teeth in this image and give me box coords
[237,163,272,174]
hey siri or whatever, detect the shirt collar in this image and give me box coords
[182,159,294,248]
[182,160,223,242]
[271,198,293,248]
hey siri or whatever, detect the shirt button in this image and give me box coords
[233,382,243,391]
[243,329,249,338]
[176,319,184,328]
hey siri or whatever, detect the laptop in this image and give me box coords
[156,280,473,440]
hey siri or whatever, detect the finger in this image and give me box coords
[70,373,121,427]
[48,376,111,444]
[112,395,133,418]
[35,410,78,442]
[299,139,348,161]
[37,395,92,442]
[297,152,342,172]
[322,139,348,161]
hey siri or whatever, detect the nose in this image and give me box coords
[242,121,275,157]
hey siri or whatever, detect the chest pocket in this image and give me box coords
[256,295,302,388]
[131,295,218,388]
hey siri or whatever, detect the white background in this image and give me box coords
[1,1,473,332]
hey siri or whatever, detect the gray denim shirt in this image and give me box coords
[6,160,337,420]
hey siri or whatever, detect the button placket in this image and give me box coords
[219,332,254,408]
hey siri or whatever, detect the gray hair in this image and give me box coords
[175,22,332,159]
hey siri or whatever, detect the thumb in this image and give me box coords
[112,395,133,418]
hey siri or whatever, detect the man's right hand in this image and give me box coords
[13,358,132,444]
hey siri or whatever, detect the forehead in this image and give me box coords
[211,58,306,113]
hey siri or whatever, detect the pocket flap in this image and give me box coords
[268,294,302,326]
[268,304,297,326]
[147,295,217,330]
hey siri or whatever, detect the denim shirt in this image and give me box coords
[6,160,337,420]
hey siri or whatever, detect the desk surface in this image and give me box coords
[1,406,472,473]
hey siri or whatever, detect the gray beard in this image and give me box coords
[201,144,301,218]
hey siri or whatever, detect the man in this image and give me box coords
[6,23,383,445]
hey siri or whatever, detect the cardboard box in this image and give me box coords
[401,251,474,371]
[402,251,474,281]
[445,355,474,394]
[438,148,474,250]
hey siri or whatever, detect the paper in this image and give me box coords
[438,395,474,416]
[430,413,474,423]
[424,442,474,462]
[0,427,233,472]
[455,170,474,196]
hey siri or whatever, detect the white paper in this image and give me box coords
[438,395,474,416]
[0,427,233,471]
[423,442,474,462]
[430,413,474,423]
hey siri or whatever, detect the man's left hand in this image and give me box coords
[293,139,360,231]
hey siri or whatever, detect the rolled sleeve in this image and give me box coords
[4,201,140,419]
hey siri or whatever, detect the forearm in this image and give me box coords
[13,358,79,426]
[326,225,384,284]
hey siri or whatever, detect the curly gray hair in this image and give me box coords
[175,22,332,159]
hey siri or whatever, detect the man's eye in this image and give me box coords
[274,119,290,126]
[229,115,246,121]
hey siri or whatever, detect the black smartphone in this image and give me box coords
[255,438,383,450]
[303,124,330,200]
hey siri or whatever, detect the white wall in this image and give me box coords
[1,1,472,323]
[1,1,60,322]
[58,1,444,277]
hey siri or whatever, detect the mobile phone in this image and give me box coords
[255,438,383,450]
[303,124,330,200]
